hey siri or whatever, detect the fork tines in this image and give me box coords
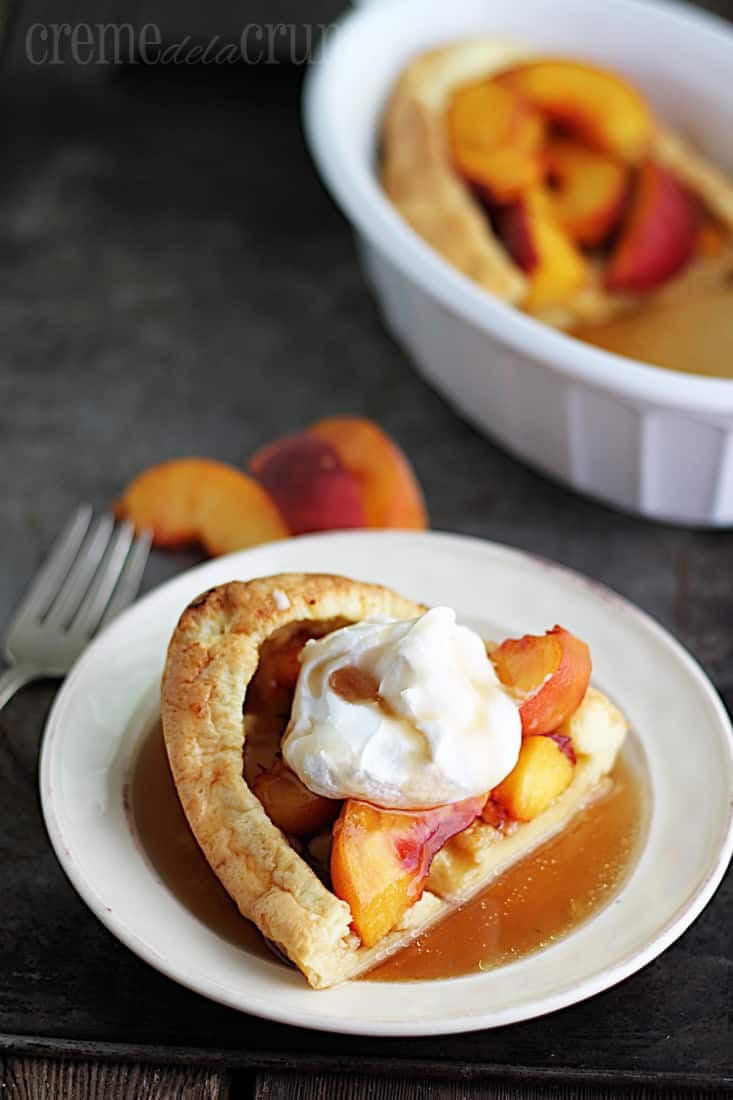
[16,505,151,637]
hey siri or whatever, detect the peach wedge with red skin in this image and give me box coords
[447,80,545,202]
[493,193,588,310]
[253,761,340,837]
[491,625,592,736]
[498,59,653,164]
[544,138,629,246]
[250,434,366,536]
[251,417,428,533]
[492,735,575,822]
[331,795,486,948]
[309,417,427,530]
[605,160,697,293]
[114,458,288,556]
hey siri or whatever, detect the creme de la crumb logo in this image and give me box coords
[24,22,336,66]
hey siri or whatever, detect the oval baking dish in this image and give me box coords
[303,0,733,526]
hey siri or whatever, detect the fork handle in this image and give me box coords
[0,665,40,712]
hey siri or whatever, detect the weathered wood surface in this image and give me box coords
[254,1073,731,1100]
[0,1057,232,1098]
[1,1062,728,1099]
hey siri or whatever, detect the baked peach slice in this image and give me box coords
[251,418,428,532]
[250,434,366,536]
[605,160,697,292]
[310,417,427,530]
[253,761,340,837]
[492,734,574,821]
[447,79,545,202]
[491,625,591,736]
[114,458,287,556]
[498,59,653,163]
[493,192,588,309]
[545,138,629,246]
[331,795,485,947]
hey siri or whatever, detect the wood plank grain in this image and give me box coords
[254,1071,729,1100]
[0,1056,231,1099]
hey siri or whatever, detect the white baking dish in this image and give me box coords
[303,0,733,526]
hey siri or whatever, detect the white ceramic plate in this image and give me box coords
[40,531,733,1036]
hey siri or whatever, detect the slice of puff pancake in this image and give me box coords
[162,573,627,989]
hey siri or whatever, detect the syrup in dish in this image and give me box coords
[574,281,733,378]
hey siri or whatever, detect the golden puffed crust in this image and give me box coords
[380,39,733,330]
[162,573,628,989]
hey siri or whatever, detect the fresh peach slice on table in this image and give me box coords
[309,417,427,529]
[249,434,366,535]
[498,59,653,163]
[447,79,545,202]
[491,625,591,735]
[492,734,575,821]
[493,191,588,309]
[605,160,697,292]
[251,418,427,532]
[544,138,629,246]
[331,795,485,947]
[253,761,340,836]
[114,458,287,556]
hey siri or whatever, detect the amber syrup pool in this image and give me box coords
[130,722,649,981]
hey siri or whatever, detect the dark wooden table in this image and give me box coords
[1,5,732,1098]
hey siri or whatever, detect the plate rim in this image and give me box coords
[39,529,733,1036]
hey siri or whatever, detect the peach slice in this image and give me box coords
[114,458,288,556]
[544,138,629,246]
[309,417,427,530]
[492,734,574,821]
[605,161,697,292]
[447,80,545,202]
[498,59,653,163]
[491,625,591,736]
[253,761,340,836]
[250,434,366,535]
[331,795,485,947]
[494,192,588,309]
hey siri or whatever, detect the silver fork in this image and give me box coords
[0,505,151,712]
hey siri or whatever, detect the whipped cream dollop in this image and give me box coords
[281,607,521,809]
